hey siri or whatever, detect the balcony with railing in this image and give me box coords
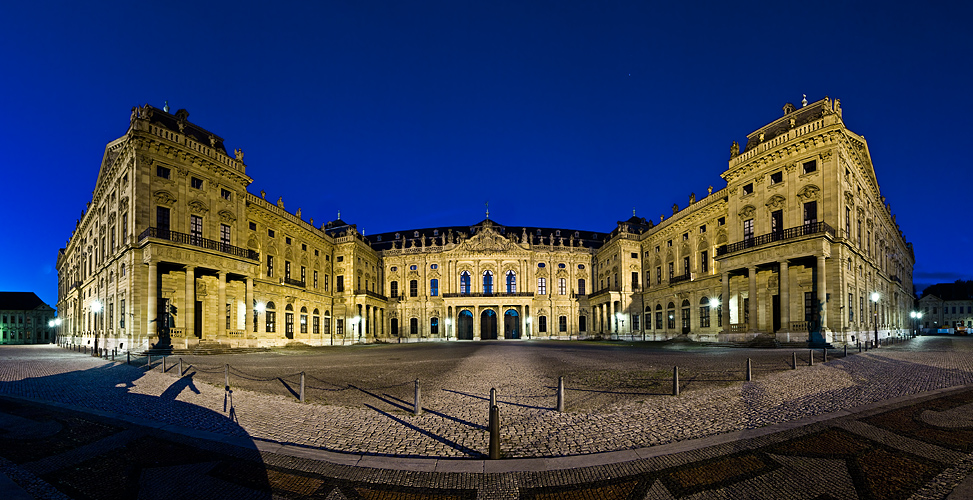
[441,292,535,299]
[716,222,835,257]
[356,289,389,301]
[669,273,691,284]
[283,277,306,288]
[588,285,621,298]
[139,227,260,260]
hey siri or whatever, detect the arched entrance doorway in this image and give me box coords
[504,309,520,339]
[457,310,473,340]
[481,309,498,340]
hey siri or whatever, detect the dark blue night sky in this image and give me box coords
[2,1,970,308]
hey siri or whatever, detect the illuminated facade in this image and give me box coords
[56,97,914,351]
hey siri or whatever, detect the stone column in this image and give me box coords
[721,272,730,333]
[779,261,789,333]
[748,266,758,333]
[185,266,195,335]
[817,255,828,331]
[217,272,226,338]
[245,278,253,335]
[473,306,480,340]
[147,262,157,339]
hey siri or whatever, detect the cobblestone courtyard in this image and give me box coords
[3,337,973,459]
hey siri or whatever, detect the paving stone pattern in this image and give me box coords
[3,338,973,460]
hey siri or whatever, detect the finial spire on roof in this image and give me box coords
[485,201,489,219]
[337,209,340,219]
[163,100,170,113]
[633,207,636,216]
[801,94,807,107]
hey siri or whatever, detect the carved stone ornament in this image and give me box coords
[796,185,820,202]
[218,210,236,223]
[784,164,797,174]
[153,190,176,206]
[819,150,833,162]
[188,200,209,214]
[247,234,259,249]
[196,281,207,297]
[765,195,786,210]
[738,205,756,219]
[459,226,513,253]
[844,191,855,206]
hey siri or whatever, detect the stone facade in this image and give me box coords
[56,97,914,351]
[0,292,56,344]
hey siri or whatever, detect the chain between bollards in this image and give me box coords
[745,358,752,381]
[673,366,679,396]
[556,376,565,412]
[414,378,422,415]
[300,372,305,403]
[489,404,500,460]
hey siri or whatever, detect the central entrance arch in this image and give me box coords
[504,309,520,339]
[481,309,498,340]
[457,310,473,340]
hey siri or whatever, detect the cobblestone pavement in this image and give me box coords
[3,338,973,498]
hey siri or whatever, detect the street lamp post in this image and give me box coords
[870,292,880,348]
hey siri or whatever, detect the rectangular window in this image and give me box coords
[845,208,851,237]
[268,229,275,238]
[191,177,203,189]
[313,315,319,334]
[409,280,418,297]
[430,317,439,335]
[805,292,814,321]
[119,299,125,328]
[803,159,817,174]
[718,217,726,226]
[122,213,128,243]
[667,308,676,329]
[577,279,585,295]
[668,262,674,280]
[301,266,306,284]
[700,224,706,233]
[683,256,690,276]
[538,277,547,295]
[336,275,344,292]
[632,313,639,330]
[226,303,231,330]
[700,303,710,327]
[743,298,750,325]
[701,251,709,273]
[336,319,343,335]
[558,278,566,295]
[266,255,274,277]
[285,261,291,280]
[300,314,307,334]
[770,171,783,184]
[430,279,439,297]
[410,318,418,335]
[657,310,663,329]
[743,218,754,245]
[631,272,639,289]
[220,224,230,245]
[657,266,662,285]
[266,311,276,333]
[742,183,753,195]
[313,270,318,288]
[157,166,170,179]
[771,210,783,238]
[157,206,171,232]
[558,316,567,332]
[190,215,203,241]
[804,201,818,226]
[221,188,232,200]
[849,292,854,322]
[390,281,398,298]
[538,316,547,333]
[579,315,587,332]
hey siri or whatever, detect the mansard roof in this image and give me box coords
[141,105,228,154]
[363,218,608,251]
[0,292,53,312]
[921,281,973,301]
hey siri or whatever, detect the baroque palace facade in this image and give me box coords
[56,97,914,352]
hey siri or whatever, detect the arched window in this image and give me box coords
[483,270,494,294]
[312,308,320,334]
[666,302,676,330]
[644,305,652,330]
[681,299,691,331]
[699,297,711,328]
[460,271,471,295]
[266,302,277,333]
[506,271,516,293]
[300,306,308,333]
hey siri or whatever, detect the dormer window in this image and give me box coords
[414,231,419,237]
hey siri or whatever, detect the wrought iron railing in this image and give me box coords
[284,277,306,288]
[139,227,259,260]
[588,285,621,298]
[716,222,835,256]
[441,292,535,298]
[669,273,691,284]
[356,289,389,301]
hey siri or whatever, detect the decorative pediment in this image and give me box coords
[765,195,786,210]
[188,200,209,214]
[154,190,176,206]
[218,209,236,223]
[738,205,756,219]
[796,185,820,202]
[459,226,515,253]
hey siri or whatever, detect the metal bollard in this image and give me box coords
[225,364,230,390]
[808,349,814,366]
[111,349,115,361]
[490,387,497,408]
[300,372,306,403]
[179,358,183,377]
[673,366,680,396]
[844,345,848,357]
[792,352,797,370]
[858,341,862,353]
[147,353,151,366]
[746,358,752,381]
[162,356,166,373]
[556,376,565,412]
[127,351,130,365]
[823,348,828,363]
[414,378,421,415]
[489,404,500,459]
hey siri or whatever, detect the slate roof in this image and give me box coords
[0,292,51,311]
[143,105,228,154]
[364,219,609,252]
[742,99,833,154]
